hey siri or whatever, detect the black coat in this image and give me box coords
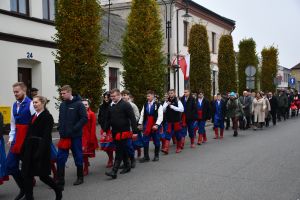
[58,95,88,138]
[98,101,111,129]
[104,99,138,136]
[196,98,211,121]
[180,95,197,122]
[268,97,278,113]
[21,109,54,177]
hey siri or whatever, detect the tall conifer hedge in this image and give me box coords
[122,0,165,108]
[218,35,237,93]
[188,24,211,98]
[54,0,105,111]
[260,46,278,92]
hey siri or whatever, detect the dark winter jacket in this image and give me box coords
[277,94,288,108]
[180,95,197,122]
[268,97,278,113]
[98,100,111,129]
[58,95,88,138]
[104,99,138,136]
[239,96,252,116]
[21,109,53,177]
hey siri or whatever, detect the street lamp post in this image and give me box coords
[175,0,191,96]
[161,0,175,91]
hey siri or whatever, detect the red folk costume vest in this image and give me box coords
[82,109,99,153]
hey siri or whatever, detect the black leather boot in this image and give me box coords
[56,167,65,191]
[120,159,131,174]
[152,146,160,162]
[130,157,136,168]
[73,166,84,185]
[139,146,150,163]
[105,160,121,179]
[13,174,25,200]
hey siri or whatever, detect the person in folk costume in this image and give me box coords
[293,91,300,116]
[98,92,115,168]
[226,92,244,136]
[56,85,88,189]
[195,91,210,145]
[21,96,62,200]
[81,99,99,176]
[0,110,9,185]
[211,93,226,139]
[5,82,35,200]
[160,93,169,151]
[162,89,184,154]
[121,90,140,168]
[180,89,197,148]
[104,89,138,179]
[138,90,163,162]
[252,92,266,130]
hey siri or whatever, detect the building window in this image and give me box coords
[109,68,118,90]
[43,0,55,21]
[183,21,189,46]
[212,32,216,54]
[10,0,29,15]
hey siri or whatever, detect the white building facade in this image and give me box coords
[0,0,125,122]
[102,0,236,96]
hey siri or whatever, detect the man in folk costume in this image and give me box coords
[5,82,35,200]
[138,90,163,162]
[56,85,88,189]
[180,89,197,148]
[81,99,99,176]
[121,90,140,168]
[162,89,184,154]
[104,89,138,179]
[196,91,210,145]
[211,93,226,139]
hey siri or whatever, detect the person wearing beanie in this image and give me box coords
[226,92,244,137]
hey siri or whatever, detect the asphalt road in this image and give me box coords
[1,118,300,200]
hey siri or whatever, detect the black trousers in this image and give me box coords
[270,111,277,125]
[24,175,58,199]
[115,139,130,166]
[277,107,286,120]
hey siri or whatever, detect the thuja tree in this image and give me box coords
[260,46,279,92]
[54,0,105,111]
[122,0,165,108]
[218,34,237,93]
[188,24,211,98]
[237,38,258,93]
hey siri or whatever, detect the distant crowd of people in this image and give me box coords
[0,82,298,200]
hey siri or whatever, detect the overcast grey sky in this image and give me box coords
[194,0,300,68]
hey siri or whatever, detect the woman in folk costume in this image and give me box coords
[98,92,115,168]
[21,96,62,200]
[252,92,266,130]
[0,111,9,185]
[81,99,99,176]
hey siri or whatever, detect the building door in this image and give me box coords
[109,68,118,90]
[18,67,32,96]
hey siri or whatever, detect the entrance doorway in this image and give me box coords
[18,67,32,96]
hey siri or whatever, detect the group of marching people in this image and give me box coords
[0,81,299,200]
